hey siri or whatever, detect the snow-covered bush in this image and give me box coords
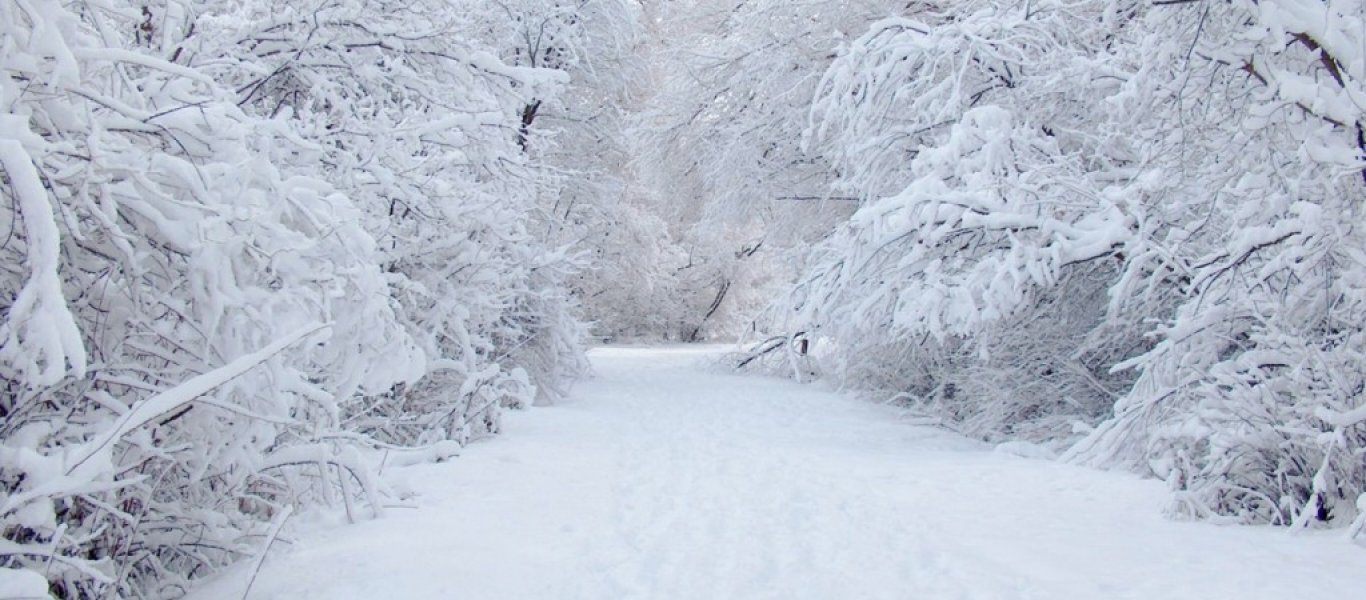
[2,1,592,596]
[787,0,1145,439]
[1,2,414,594]
[1063,0,1366,526]
[784,0,1366,526]
[203,0,588,416]
[793,99,1140,443]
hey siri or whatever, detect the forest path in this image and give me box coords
[189,346,1363,600]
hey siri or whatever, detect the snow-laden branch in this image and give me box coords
[0,122,86,387]
[63,323,330,479]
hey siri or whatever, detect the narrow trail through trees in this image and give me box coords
[189,347,1365,600]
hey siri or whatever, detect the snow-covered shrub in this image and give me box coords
[787,0,1366,526]
[204,0,587,414]
[2,0,591,596]
[1,2,419,595]
[792,98,1141,442]
[1064,0,1366,526]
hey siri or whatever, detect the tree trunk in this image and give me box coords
[517,100,541,151]
[687,279,731,342]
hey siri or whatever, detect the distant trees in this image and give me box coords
[773,0,1366,528]
[624,0,886,340]
[465,0,682,343]
[1,0,602,596]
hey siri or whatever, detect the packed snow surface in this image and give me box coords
[188,346,1364,600]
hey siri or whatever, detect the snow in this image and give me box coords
[62,323,329,481]
[0,127,87,387]
[185,346,1365,600]
[69,47,215,85]
[0,567,50,600]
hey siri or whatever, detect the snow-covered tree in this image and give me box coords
[781,0,1143,439]
[778,0,1366,527]
[625,0,892,340]
[1063,0,1366,527]
[1,0,596,596]
[461,0,675,343]
[213,0,588,414]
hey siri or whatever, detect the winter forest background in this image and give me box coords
[3,0,1366,597]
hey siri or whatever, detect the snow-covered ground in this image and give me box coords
[187,346,1364,600]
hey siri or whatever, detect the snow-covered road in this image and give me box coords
[190,346,1364,599]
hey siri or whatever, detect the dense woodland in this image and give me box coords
[3,0,1365,597]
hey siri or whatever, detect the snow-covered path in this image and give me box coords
[190,346,1364,600]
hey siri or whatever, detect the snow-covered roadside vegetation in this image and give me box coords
[741,0,1366,530]
[0,1,639,596]
[5,0,1366,597]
